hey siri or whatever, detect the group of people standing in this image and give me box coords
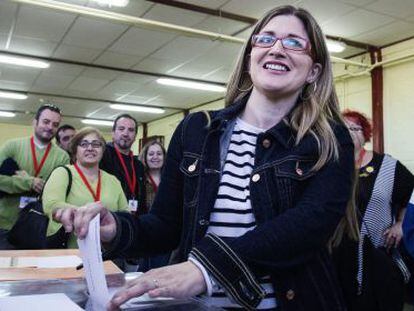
[0,4,413,311]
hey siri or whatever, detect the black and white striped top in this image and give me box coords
[205,118,277,310]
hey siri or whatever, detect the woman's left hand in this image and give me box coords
[108,261,207,310]
[383,221,403,249]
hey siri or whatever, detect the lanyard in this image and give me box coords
[30,136,51,177]
[115,147,137,197]
[356,148,366,168]
[147,173,158,193]
[74,163,101,201]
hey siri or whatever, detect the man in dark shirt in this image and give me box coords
[100,114,146,215]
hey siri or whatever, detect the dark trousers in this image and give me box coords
[0,229,15,250]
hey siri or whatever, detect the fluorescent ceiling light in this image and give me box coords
[0,54,49,69]
[110,104,164,114]
[157,78,226,93]
[0,111,15,118]
[326,39,346,53]
[82,119,113,127]
[91,0,129,7]
[0,91,27,100]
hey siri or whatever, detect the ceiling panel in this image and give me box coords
[175,0,230,9]
[53,44,102,62]
[93,51,143,69]
[351,20,414,46]
[31,73,76,92]
[143,4,207,27]
[221,0,297,18]
[108,27,175,57]
[67,76,110,92]
[15,6,76,42]
[9,36,58,57]
[0,1,17,34]
[152,36,216,62]
[365,0,414,19]
[132,56,186,75]
[194,16,250,36]
[322,8,396,38]
[63,17,128,49]
[298,0,356,25]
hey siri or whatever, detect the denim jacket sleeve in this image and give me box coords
[189,125,354,308]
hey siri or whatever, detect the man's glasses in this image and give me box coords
[251,34,311,52]
[78,140,103,149]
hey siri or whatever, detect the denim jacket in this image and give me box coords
[109,98,354,311]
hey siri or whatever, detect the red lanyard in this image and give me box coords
[74,163,101,202]
[115,147,137,197]
[356,148,366,168]
[147,173,158,193]
[30,136,51,177]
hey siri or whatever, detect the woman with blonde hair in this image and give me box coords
[53,5,355,310]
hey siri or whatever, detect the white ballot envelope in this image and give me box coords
[78,215,109,311]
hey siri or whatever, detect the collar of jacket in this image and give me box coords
[209,95,296,149]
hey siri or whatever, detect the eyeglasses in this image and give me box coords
[347,126,363,132]
[251,34,311,53]
[78,140,103,149]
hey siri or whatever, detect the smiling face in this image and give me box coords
[249,14,321,99]
[76,133,104,167]
[146,143,164,170]
[33,109,61,144]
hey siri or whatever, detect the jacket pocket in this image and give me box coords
[271,158,317,212]
[179,152,201,205]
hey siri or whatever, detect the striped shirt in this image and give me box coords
[205,118,277,310]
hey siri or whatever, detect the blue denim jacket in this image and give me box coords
[110,98,354,310]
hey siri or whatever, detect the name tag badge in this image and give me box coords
[128,200,138,212]
[19,196,37,209]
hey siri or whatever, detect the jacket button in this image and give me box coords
[286,289,295,300]
[252,174,260,182]
[296,168,303,176]
[188,164,196,172]
[199,219,209,226]
[262,139,271,148]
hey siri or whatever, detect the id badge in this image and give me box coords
[19,196,37,209]
[128,199,138,212]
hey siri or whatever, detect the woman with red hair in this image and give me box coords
[334,110,414,311]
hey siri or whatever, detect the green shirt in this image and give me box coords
[43,165,129,248]
[0,137,69,229]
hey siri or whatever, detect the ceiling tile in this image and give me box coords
[132,56,185,74]
[31,73,76,92]
[0,1,18,34]
[82,68,120,80]
[63,17,128,49]
[174,0,230,9]
[152,36,216,62]
[339,0,380,7]
[15,5,75,42]
[322,8,395,38]
[366,0,414,19]
[298,0,356,25]
[143,4,207,27]
[194,16,250,36]
[53,44,101,62]
[46,63,85,77]
[221,0,296,18]
[9,36,57,57]
[108,27,175,57]
[67,76,110,92]
[97,80,140,99]
[351,21,414,46]
[93,51,143,69]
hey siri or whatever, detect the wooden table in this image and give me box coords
[0,249,122,281]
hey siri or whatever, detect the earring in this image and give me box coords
[237,83,253,93]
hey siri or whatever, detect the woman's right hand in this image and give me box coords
[52,202,117,243]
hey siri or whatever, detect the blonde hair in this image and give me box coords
[226,5,343,171]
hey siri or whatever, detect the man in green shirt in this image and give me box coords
[0,104,70,249]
